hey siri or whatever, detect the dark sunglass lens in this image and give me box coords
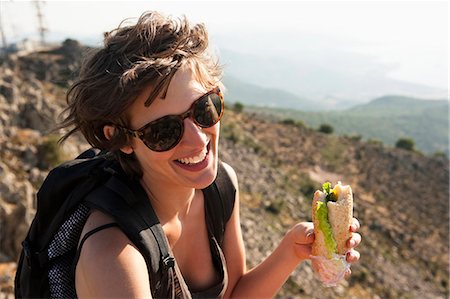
[193,93,223,127]
[142,117,183,151]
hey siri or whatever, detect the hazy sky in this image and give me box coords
[0,0,448,89]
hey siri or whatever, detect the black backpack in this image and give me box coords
[14,148,236,298]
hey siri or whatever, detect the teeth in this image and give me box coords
[177,148,208,165]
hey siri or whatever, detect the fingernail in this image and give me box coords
[349,239,356,247]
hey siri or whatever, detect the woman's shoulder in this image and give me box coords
[75,210,151,297]
[219,161,238,188]
[77,210,142,262]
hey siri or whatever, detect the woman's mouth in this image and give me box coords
[177,147,208,165]
[174,143,211,171]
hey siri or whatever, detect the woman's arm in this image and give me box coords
[221,163,311,298]
[221,163,361,298]
[75,210,152,298]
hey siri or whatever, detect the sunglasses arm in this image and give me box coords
[117,126,142,139]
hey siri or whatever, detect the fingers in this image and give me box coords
[346,249,360,263]
[291,222,315,260]
[347,232,361,248]
[346,218,361,266]
[344,268,352,278]
[350,218,360,232]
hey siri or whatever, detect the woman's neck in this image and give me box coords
[139,174,196,225]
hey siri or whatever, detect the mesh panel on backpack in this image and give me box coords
[47,203,90,298]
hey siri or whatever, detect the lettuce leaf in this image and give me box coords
[322,181,337,202]
[316,201,337,258]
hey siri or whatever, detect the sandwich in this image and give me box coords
[311,181,353,286]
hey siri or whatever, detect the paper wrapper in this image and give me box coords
[310,253,351,287]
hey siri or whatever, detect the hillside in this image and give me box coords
[348,95,448,114]
[219,48,447,108]
[222,75,319,110]
[0,42,449,298]
[247,96,449,156]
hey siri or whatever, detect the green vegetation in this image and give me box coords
[247,96,449,156]
[232,102,245,113]
[320,136,347,169]
[221,116,264,154]
[280,118,295,125]
[395,138,415,151]
[265,197,285,215]
[297,173,318,198]
[318,123,334,134]
[37,134,68,169]
[280,118,305,129]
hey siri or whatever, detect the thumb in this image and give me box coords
[292,223,315,245]
[296,231,315,245]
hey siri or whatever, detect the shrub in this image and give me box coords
[232,102,244,113]
[432,151,448,159]
[280,118,296,125]
[294,120,306,128]
[265,198,285,215]
[350,134,362,142]
[368,139,384,147]
[221,123,241,144]
[37,134,67,169]
[298,175,317,198]
[318,123,334,134]
[395,138,415,151]
[281,118,306,129]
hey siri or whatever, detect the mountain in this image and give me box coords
[348,95,449,114]
[0,41,448,298]
[222,75,320,110]
[218,48,448,109]
[247,96,449,156]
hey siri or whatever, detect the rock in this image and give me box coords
[0,201,29,261]
[0,82,16,103]
[0,262,16,298]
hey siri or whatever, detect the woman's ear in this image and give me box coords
[103,125,134,154]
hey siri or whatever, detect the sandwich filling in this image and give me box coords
[316,182,338,258]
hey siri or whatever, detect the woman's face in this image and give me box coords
[124,64,220,190]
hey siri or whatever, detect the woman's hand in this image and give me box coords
[287,222,315,261]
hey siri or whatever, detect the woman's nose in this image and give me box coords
[180,118,208,147]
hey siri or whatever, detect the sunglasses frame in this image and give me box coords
[120,87,224,152]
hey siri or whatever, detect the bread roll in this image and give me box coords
[312,182,353,258]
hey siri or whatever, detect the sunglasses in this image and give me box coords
[120,87,224,152]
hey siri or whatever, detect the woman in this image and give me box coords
[60,11,361,298]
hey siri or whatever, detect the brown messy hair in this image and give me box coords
[58,11,222,178]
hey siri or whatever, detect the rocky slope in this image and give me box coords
[0,42,448,298]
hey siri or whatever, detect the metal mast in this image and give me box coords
[0,6,7,48]
[34,1,47,46]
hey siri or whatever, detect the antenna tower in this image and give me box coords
[0,12,7,48]
[34,1,47,45]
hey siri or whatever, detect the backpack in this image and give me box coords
[14,148,236,298]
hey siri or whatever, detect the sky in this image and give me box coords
[0,0,448,90]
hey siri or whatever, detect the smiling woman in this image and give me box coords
[15,10,361,299]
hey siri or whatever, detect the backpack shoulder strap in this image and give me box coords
[83,175,177,298]
[203,161,237,245]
